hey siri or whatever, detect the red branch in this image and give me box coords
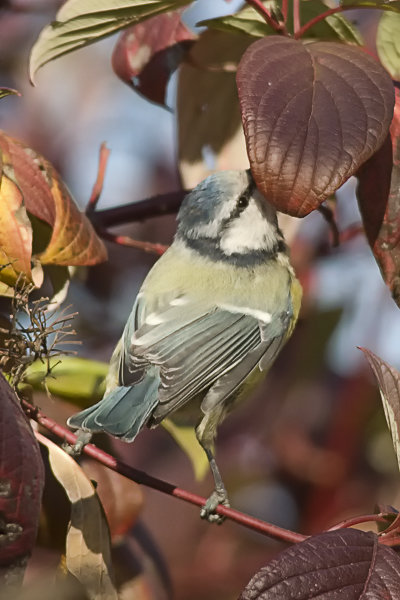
[22,399,306,544]
[281,0,288,22]
[245,0,286,34]
[294,5,369,39]
[328,513,389,531]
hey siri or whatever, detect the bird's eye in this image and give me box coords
[237,195,249,210]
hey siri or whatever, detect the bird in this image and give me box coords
[68,170,302,523]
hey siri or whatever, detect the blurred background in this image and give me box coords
[1,1,400,598]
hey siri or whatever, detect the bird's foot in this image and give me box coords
[200,489,230,525]
[63,430,93,456]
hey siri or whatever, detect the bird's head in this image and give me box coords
[176,170,286,264]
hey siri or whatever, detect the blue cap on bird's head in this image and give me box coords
[177,170,254,233]
[175,170,282,263]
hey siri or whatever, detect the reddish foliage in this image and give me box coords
[237,37,394,216]
[357,88,400,307]
[0,132,107,267]
[240,528,400,599]
[112,11,195,107]
[0,375,44,569]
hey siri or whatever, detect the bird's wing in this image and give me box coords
[122,292,292,423]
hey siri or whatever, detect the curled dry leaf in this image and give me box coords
[237,37,395,216]
[37,433,118,600]
[240,528,400,599]
[0,132,107,279]
[81,459,144,540]
[0,373,44,586]
[0,175,34,287]
[177,30,252,188]
[359,347,400,472]
[112,10,195,107]
[357,88,400,307]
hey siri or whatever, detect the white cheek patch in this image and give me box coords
[220,200,277,255]
[219,303,272,324]
[169,297,189,306]
[144,312,165,326]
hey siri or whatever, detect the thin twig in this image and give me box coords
[22,398,307,544]
[100,230,167,256]
[328,513,389,531]
[245,0,285,34]
[318,205,340,247]
[293,0,301,35]
[294,5,365,39]
[86,143,111,215]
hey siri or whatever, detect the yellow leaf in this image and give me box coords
[162,418,209,481]
[0,175,33,285]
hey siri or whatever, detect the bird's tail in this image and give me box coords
[67,372,159,442]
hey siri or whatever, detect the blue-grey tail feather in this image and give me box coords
[67,372,160,442]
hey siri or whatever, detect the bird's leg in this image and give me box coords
[196,409,230,524]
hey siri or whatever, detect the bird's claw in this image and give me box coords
[63,430,92,456]
[200,490,230,524]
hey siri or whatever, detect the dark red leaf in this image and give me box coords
[240,528,400,599]
[356,134,392,248]
[237,37,395,216]
[358,88,400,307]
[0,374,44,582]
[112,11,195,107]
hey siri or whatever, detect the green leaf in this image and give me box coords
[298,0,363,43]
[377,12,400,80]
[29,0,193,82]
[24,356,107,406]
[200,0,362,44]
[340,0,400,11]
[0,88,21,100]
[323,13,363,45]
[198,4,275,38]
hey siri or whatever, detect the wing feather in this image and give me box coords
[119,291,293,424]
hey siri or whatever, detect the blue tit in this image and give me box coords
[68,170,302,522]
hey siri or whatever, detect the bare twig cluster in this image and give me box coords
[0,280,78,387]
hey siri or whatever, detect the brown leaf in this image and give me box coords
[359,347,400,472]
[237,37,395,216]
[81,459,143,540]
[112,10,195,107]
[0,374,44,586]
[0,175,33,286]
[178,30,252,187]
[0,132,107,267]
[37,434,118,600]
